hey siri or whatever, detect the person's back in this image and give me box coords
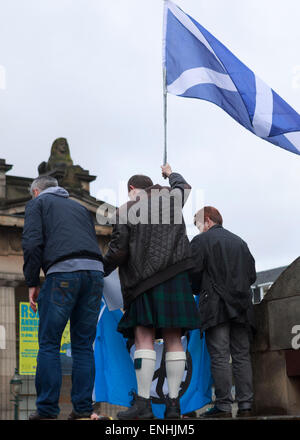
[22,176,104,421]
[107,174,194,307]
[103,164,200,420]
[191,206,256,419]
[38,190,98,257]
[192,225,256,308]
[22,186,102,284]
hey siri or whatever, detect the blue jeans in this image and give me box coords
[35,270,103,417]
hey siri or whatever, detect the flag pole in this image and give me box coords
[162,0,168,166]
[163,67,168,165]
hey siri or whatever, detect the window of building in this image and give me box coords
[252,282,273,304]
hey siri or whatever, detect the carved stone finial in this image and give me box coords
[38,138,73,175]
[48,138,73,169]
[37,137,96,194]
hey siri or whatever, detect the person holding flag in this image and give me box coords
[103,163,199,420]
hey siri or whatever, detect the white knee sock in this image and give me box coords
[165,351,186,399]
[134,349,156,399]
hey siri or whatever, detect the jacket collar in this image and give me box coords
[207,224,223,232]
[144,184,168,193]
[133,184,169,199]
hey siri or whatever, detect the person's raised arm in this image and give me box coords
[161,163,192,206]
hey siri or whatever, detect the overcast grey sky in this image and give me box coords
[0,0,299,272]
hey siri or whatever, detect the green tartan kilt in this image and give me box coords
[117,271,200,340]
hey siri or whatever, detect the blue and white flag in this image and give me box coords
[128,331,213,418]
[93,299,137,407]
[103,270,124,311]
[94,298,212,418]
[163,0,300,156]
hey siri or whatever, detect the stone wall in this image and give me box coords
[251,257,300,416]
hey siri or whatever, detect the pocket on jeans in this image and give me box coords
[87,275,104,312]
[51,277,78,306]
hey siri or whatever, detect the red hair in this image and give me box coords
[194,206,223,226]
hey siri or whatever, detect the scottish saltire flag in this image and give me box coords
[93,299,137,407]
[129,330,213,419]
[103,270,123,311]
[94,298,212,418]
[163,0,300,156]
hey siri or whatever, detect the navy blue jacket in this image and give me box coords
[22,187,103,287]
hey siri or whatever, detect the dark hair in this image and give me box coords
[194,206,223,226]
[127,175,153,192]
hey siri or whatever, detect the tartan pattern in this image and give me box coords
[117,271,200,339]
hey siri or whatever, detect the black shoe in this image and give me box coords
[117,391,154,420]
[236,409,253,418]
[199,406,232,419]
[164,395,181,419]
[29,411,57,420]
[68,410,93,420]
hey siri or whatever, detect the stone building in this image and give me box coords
[0,138,113,420]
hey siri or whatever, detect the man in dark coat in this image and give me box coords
[190,206,256,418]
[22,175,104,421]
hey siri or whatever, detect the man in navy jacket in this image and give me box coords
[22,175,104,420]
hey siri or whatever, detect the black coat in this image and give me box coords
[103,173,195,309]
[22,189,103,287]
[190,225,256,333]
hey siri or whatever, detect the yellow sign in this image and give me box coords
[19,302,70,375]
